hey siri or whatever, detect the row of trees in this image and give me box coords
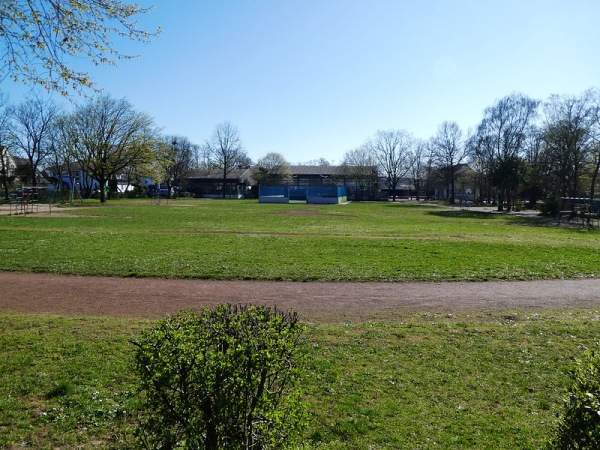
[3,88,600,207]
[0,93,257,201]
[0,90,301,202]
[0,1,274,201]
[3,2,599,210]
[341,89,600,209]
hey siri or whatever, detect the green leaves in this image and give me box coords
[550,345,600,449]
[0,1,160,95]
[132,305,306,449]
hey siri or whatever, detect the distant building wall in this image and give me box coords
[259,185,347,204]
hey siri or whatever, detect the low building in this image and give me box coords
[181,164,380,201]
[289,165,379,201]
[379,177,415,200]
[2,149,52,191]
[183,167,255,199]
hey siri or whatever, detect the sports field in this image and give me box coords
[1,199,599,448]
[1,199,599,281]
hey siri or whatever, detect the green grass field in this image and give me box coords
[2,311,598,449]
[1,199,599,281]
[1,199,599,448]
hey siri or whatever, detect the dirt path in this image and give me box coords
[2,272,600,321]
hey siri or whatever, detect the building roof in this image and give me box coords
[183,164,381,185]
[184,167,254,182]
[12,155,28,169]
[290,165,343,176]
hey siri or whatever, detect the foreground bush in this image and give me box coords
[549,345,600,449]
[132,305,306,449]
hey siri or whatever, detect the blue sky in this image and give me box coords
[4,0,600,164]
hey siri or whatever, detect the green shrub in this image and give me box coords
[132,305,306,449]
[539,199,560,216]
[549,345,600,449]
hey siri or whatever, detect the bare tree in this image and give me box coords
[192,143,211,169]
[367,129,413,201]
[0,1,159,95]
[298,158,332,166]
[9,96,60,186]
[543,89,596,199]
[157,135,196,197]
[520,127,548,208]
[0,146,12,200]
[430,121,465,203]
[474,93,539,211]
[466,130,494,204]
[408,139,429,201]
[340,145,379,201]
[236,152,253,169]
[49,117,79,202]
[205,122,248,198]
[62,95,156,203]
[253,152,292,186]
[589,142,600,214]
[0,93,12,199]
[588,90,600,212]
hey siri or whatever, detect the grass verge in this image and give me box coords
[1,310,598,449]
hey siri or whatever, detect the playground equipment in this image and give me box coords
[558,197,600,226]
[9,187,40,215]
[151,193,161,205]
[49,176,84,206]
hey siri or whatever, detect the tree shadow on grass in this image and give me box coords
[385,201,599,230]
[425,208,561,228]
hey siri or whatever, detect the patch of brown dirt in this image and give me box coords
[275,210,319,216]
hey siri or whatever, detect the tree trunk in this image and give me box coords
[1,176,8,200]
[29,158,37,187]
[99,175,107,203]
[590,157,600,215]
[450,167,456,204]
[222,164,227,199]
[0,161,8,200]
[202,396,218,450]
[497,189,504,212]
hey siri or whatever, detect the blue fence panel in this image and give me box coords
[260,184,347,203]
[289,186,307,201]
[306,185,336,198]
[259,185,288,197]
